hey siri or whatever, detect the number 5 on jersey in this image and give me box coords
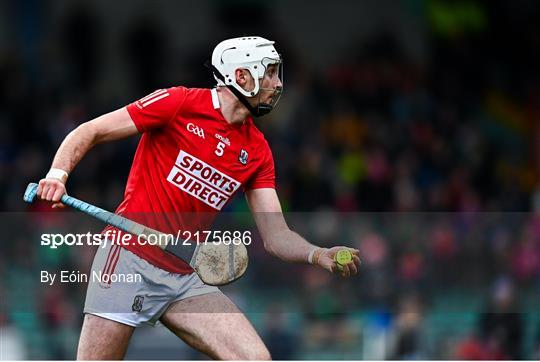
[215,142,225,157]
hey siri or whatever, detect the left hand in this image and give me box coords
[315,247,361,277]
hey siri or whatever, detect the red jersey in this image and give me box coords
[103,87,275,274]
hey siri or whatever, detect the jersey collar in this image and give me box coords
[211,88,220,109]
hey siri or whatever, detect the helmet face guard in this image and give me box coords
[253,57,283,116]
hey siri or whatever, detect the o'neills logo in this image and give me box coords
[167,150,241,210]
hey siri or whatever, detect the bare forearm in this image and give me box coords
[247,189,360,276]
[38,107,137,206]
[50,108,137,174]
[264,228,315,263]
[51,122,97,173]
[248,193,318,264]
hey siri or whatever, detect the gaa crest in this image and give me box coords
[238,149,249,165]
[132,295,144,312]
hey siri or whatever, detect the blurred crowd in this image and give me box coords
[1,0,540,359]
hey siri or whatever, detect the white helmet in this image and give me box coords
[211,36,282,101]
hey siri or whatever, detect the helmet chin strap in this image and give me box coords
[205,61,274,117]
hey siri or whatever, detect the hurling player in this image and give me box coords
[36,37,361,360]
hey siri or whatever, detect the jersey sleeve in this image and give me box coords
[126,87,186,132]
[245,142,276,190]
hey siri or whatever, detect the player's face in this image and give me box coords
[259,64,282,103]
[236,61,283,111]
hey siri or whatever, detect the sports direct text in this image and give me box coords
[40,229,252,249]
[167,150,241,210]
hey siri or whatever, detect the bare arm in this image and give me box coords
[51,107,138,173]
[245,188,360,276]
[37,107,138,206]
[246,188,313,263]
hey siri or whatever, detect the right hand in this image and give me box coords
[37,178,67,209]
[314,246,361,277]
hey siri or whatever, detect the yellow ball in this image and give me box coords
[334,249,352,270]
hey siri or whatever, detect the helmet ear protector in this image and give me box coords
[207,36,283,117]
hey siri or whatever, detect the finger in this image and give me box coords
[40,185,50,200]
[352,255,361,266]
[45,186,56,201]
[52,202,65,209]
[350,248,360,256]
[327,260,337,273]
[52,188,64,202]
[348,261,358,275]
[37,181,44,197]
[340,263,350,277]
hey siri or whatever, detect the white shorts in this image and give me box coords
[83,242,219,327]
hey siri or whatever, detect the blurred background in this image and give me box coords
[1,0,540,359]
